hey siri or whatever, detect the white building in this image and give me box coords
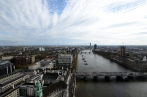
[58,54,73,66]
[39,47,45,51]
[143,56,147,62]
[39,60,54,70]
[28,62,41,70]
[1,56,13,60]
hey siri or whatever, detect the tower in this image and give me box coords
[35,80,42,97]
[90,43,91,50]
[120,46,126,58]
[94,44,97,50]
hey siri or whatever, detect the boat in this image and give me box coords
[84,60,86,62]
[82,58,85,60]
[84,63,88,65]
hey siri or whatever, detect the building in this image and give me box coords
[39,62,54,70]
[0,72,29,93]
[1,56,13,61]
[31,55,35,63]
[0,86,20,97]
[120,46,126,58]
[19,84,35,96]
[94,44,97,50]
[19,72,43,97]
[39,47,45,51]
[90,43,91,50]
[43,81,67,97]
[28,62,41,70]
[26,73,43,84]
[0,61,15,76]
[57,54,73,66]
[43,73,59,85]
[10,57,26,66]
[19,80,43,97]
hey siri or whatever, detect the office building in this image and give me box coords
[94,44,97,50]
[57,54,73,66]
[0,61,15,76]
[0,72,29,93]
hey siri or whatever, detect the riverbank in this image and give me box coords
[72,53,78,70]
[93,51,140,72]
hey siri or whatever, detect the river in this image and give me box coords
[75,50,147,97]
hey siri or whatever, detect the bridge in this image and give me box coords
[74,72,147,80]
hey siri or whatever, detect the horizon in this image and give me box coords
[0,0,147,45]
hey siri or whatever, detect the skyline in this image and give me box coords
[0,0,147,45]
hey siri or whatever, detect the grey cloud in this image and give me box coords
[105,22,139,29]
[137,32,147,34]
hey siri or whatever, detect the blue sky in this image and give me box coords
[0,0,147,45]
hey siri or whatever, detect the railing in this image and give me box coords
[75,72,147,77]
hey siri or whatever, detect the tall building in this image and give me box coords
[39,47,45,51]
[94,44,97,50]
[120,46,126,58]
[90,43,91,50]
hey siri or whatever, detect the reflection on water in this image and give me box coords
[75,50,147,97]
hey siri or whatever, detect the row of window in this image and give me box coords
[0,75,28,93]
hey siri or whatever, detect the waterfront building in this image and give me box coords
[57,54,73,66]
[0,61,14,76]
[120,46,126,58]
[90,43,91,50]
[94,44,97,50]
[43,81,67,97]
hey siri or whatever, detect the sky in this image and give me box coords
[0,0,147,46]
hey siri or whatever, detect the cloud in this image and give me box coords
[0,0,147,45]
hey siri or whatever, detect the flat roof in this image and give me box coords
[0,61,11,66]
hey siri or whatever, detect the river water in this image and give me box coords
[75,50,147,97]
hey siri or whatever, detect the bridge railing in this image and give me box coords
[75,72,147,76]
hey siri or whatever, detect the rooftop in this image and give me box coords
[0,61,11,66]
[43,81,66,97]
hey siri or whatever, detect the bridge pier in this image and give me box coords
[116,76,123,80]
[127,76,135,80]
[83,76,87,81]
[105,76,110,81]
[93,76,97,80]
[136,76,146,80]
